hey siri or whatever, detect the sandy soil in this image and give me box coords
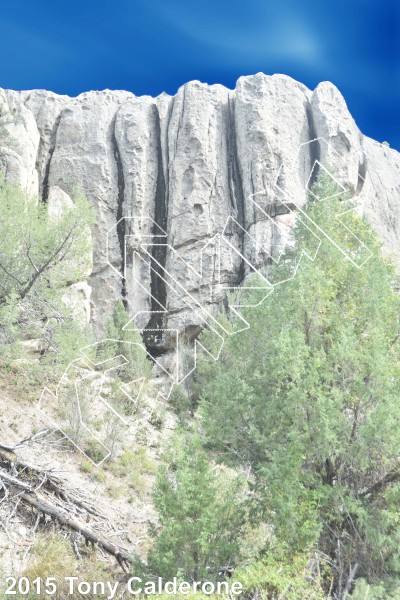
[0,370,176,578]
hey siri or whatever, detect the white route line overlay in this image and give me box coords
[38,137,373,464]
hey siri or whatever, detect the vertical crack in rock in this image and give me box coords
[41,113,62,202]
[173,86,186,160]
[227,94,246,285]
[112,113,127,302]
[306,103,320,187]
[356,153,367,195]
[143,105,168,357]
[165,95,175,178]
[35,136,46,200]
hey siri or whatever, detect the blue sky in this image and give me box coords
[0,0,398,147]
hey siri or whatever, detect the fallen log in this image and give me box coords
[0,451,132,570]
[20,492,131,569]
[0,468,33,491]
[0,449,106,518]
[0,442,17,452]
[0,430,49,453]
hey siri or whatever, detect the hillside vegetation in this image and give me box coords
[1,171,400,599]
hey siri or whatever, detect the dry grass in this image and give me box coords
[13,531,114,600]
[107,446,157,499]
[22,532,77,599]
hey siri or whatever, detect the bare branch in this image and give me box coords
[358,470,400,499]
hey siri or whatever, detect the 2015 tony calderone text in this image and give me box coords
[4,576,243,597]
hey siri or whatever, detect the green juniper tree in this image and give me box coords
[142,433,246,583]
[196,171,400,596]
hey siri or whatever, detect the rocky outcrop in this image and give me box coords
[1,73,399,358]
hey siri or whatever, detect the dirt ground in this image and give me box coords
[0,369,177,579]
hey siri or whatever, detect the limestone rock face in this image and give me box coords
[0,89,40,195]
[360,137,400,259]
[1,73,399,356]
[61,282,92,327]
[310,81,366,195]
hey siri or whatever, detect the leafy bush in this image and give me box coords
[234,554,327,599]
[141,432,247,582]
[0,178,95,367]
[168,383,194,421]
[100,299,152,382]
[197,170,400,594]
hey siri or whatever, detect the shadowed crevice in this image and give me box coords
[41,113,62,203]
[306,103,321,187]
[111,113,127,303]
[356,153,367,195]
[143,104,168,358]
[227,94,246,286]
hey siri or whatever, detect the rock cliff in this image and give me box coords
[1,73,399,359]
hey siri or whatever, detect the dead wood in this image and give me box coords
[0,448,132,570]
[20,493,131,568]
[0,430,50,452]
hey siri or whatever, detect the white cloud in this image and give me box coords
[154,3,324,69]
